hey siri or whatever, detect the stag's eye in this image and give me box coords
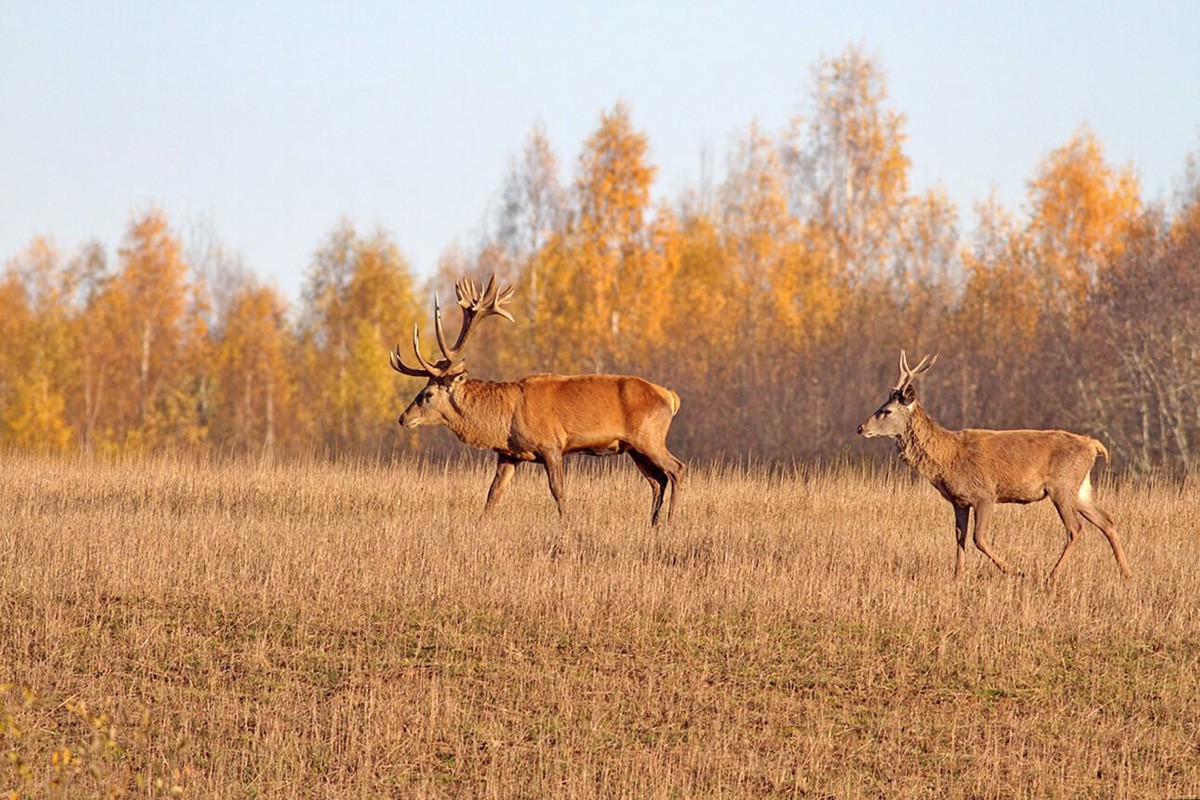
[880,408,892,417]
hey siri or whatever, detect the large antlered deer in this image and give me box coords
[390,275,684,525]
[857,350,1132,584]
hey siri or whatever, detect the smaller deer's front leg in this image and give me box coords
[953,505,970,578]
[484,454,518,514]
[971,499,1016,575]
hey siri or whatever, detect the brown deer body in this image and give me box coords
[858,351,1132,583]
[391,276,684,524]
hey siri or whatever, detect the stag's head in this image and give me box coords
[858,350,938,439]
[390,275,514,428]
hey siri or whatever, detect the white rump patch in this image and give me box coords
[1078,472,1093,502]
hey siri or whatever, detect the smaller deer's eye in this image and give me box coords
[880,408,892,417]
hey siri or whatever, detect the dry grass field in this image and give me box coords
[1,453,1198,798]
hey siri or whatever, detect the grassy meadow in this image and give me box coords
[1,453,1198,798]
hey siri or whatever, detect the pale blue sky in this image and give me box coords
[3,1,1198,300]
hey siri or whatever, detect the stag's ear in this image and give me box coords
[900,384,917,406]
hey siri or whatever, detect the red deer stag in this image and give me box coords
[857,350,1132,584]
[390,275,684,525]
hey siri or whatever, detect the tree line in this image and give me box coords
[3,45,1198,472]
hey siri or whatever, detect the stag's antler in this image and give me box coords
[434,275,515,363]
[388,344,429,377]
[389,274,515,379]
[894,349,938,392]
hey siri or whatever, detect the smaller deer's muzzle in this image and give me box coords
[858,417,885,438]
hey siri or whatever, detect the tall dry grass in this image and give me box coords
[1,453,1197,798]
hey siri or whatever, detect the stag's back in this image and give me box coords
[516,374,678,447]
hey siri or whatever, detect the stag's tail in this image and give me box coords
[667,389,681,416]
[1091,439,1109,462]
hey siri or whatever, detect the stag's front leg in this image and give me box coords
[541,451,568,518]
[971,499,1016,575]
[484,455,518,514]
[953,505,970,578]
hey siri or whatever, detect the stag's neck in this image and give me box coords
[442,379,518,451]
[897,403,960,484]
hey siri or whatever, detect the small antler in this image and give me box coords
[389,274,515,379]
[894,349,938,392]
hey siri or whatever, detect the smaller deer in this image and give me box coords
[390,275,684,525]
[858,350,1132,583]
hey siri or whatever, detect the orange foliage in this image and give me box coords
[1027,126,1143,308]
[299,221,424,452]
[213,284,297,452]
[3,47,1195,469]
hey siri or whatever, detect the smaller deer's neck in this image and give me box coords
[898,404,958,483]
[442,379,517,451]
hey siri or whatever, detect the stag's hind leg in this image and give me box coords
[630,451,668,525]
[643,448,683,523]
[1079,501,1133,580]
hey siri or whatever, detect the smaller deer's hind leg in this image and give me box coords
[1079,502,1133,580]
[1047,493,1084,584]
[630,451,668,525]
[971,499,1016,575]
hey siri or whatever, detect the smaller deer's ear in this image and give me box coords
[900,384,917,405]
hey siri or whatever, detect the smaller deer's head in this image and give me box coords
[390,275,514,429]
[858,350,937,439]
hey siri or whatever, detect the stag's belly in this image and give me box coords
[996,482,1048,504]
[564,436,628,457]
[494,439,627,462]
